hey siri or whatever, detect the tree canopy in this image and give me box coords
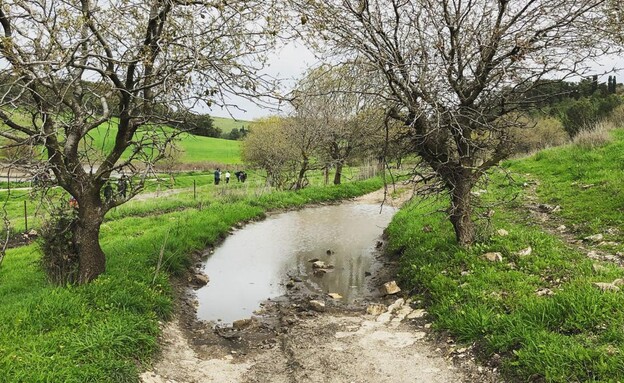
[292,0,612,245]
[0,0,283,283]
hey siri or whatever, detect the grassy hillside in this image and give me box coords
[0,113,241,164]
[211,116,251,134]
[86,122,241,165]
[389,128,624,382]
[174,134,241,164]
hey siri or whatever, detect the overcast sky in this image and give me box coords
[208,42,624,122]
[207,42,319,122]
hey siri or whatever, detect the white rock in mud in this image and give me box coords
[328,293,343,300]
[536,288,554,297]
[598,241,620,247]
[387,298,405,313]
[190,273,209,286]
[482,252,503,262]
[309,300,326,312]
[312,260,333,269]
[613,278,624,286]
[382,281,402,295]
[594,282,620,292]
[584,234,604,243]
[366,303,387,316]
[395,305,414,319]
[376,312,393,323]
[587,250,600,258]
[593,263,608,273]
[407,309,427,319]
[233,318,254,330]
[516,246,532,257]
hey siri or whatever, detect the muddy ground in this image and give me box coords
[140,188,503,383]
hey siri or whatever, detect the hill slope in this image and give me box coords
[211,116,251,135]
[387,128,624,382]
[86,122,241,164]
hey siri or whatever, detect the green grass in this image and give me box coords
[389,128,624,382]
[0,112,242,164]
[0,165,373,236]
[0,176,383,382]
[86,122,241,165]
[211,116,251,134]
[506,129,624,239]
[174,134,240,164]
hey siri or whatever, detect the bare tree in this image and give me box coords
[241,116,300,188]
[293,0,609,245]
[605,0,624,42]
[292,64,387,185]
[286,116,325,190]
[0,0,282,283]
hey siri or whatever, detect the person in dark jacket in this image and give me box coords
[214,168,221,185]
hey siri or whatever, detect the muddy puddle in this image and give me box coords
[195,203,397,325]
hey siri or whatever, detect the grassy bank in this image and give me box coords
[0,177,383,383]
[388,131,624,382]
[0,164,375,234]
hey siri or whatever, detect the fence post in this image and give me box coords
[24,200,27,232]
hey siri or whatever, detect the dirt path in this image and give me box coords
[140,186,501,383]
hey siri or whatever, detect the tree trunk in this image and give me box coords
[448,175,476,246]
[295,158,309,190]
[74,198,106,283]
[333,162,343,185]
[324,165,329,185]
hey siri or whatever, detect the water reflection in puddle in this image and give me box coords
[195,203,396,324]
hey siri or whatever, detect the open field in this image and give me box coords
[86,122,242,165]
[211,116,252,135]
[0,114,242,165]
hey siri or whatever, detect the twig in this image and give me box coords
[152,228,170,285]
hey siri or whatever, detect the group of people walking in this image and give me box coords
[214,169,246,185]
[102,175,128,203]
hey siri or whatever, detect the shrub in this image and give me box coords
[511,116,569,154]
[561,95,623,137]
[607,104,624,129]
[39,207,80,285]
[572,120,615,149]
[562,98,598,137]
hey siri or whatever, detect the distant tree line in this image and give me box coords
[523,77,623,137]
[224,126,249,140]
[169,112,221,138]
[169,112,250,141]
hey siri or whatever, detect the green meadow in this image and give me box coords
[4,114,624,382]
[211,116,251,134]
[85,122,241,165]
